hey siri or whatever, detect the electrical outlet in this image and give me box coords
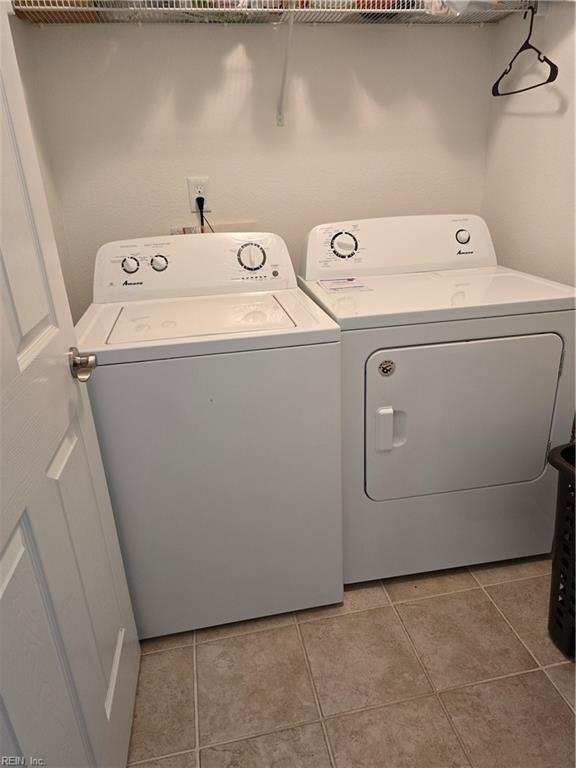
[187,176,209,212]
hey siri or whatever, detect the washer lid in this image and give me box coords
[300,267,575,330]
[75,288,339,364]
[107,293,294,344]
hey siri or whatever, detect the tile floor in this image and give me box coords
[128,556,574,768]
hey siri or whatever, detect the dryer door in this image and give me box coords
[365,334,563,501]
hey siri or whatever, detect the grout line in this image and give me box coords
[439,666,544,695]
[194,693,449,755]
[384,585,481,606]
[295,601,390,625]
[542,666,576,712]
[319,720,337,768]
[467,573,576,710]
[193,629,200,756]
[198,717,323,751]
[128,747,198,766]
[195,613,297,645]
[397,569,545,678]
[380,582,436,691]
[294,621,337,768]
[140,639,196,656]
[422,688,474,764]
[380,581,475,768]
[469,569,543,668]
[321,690,436,722]
[380,566,551,606]
[467,569,552,589]
[542,660,574,670]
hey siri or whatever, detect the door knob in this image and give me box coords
[68,346,97,382]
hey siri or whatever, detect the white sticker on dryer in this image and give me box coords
[318,278,372,293]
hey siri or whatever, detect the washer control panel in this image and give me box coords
[94,232,296,303]
[299,214,497,280]
[237,242,267,271]
[121,254,170,274]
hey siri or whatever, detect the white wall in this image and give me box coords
[13,20,494,321]
[483,1,575,287]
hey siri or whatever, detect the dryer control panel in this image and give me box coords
[299,214,497,280]
[93,232,297,303]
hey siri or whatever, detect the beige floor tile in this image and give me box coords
[471,555,551,586]
[128,647,195,763]
[486,575,565,666]
[200,723,331,768]
[300,607,431,716]
[326,695,468,768]
[384,568,476,603]
[545,663,575,709]
[132,753,197,768]
[397,589,536,690]
[196,626,317,745]
[141,632,195,654]
[296,581,389,622]
[441,671,574,768]
[196,612,294,644]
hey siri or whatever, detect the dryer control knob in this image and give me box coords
[455,229,471,245]
[331,231,358,259]
[122,257,140,274]
[151,254,168,272]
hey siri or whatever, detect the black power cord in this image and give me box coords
[195,196,214,233]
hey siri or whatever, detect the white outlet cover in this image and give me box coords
[187,176,209,211]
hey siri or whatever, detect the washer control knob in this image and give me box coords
[331,231,358,259]
[121,256,140,274]
[151,254,168,272]
[455,229,471,245]
[238,242,267,271]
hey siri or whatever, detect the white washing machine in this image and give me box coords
[298,214,575,583]
[76,232,343,638]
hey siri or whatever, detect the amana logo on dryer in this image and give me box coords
[123,280,144,286]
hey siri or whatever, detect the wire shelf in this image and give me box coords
[12,0,535,25]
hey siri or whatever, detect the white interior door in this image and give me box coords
[1,8,139,767]
[365,334,563,501]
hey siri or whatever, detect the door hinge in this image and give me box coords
[559,350,565,377]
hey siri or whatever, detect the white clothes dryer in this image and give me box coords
[298,214,575,583]
[77,232,343,638]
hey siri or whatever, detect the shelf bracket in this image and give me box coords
[276,5,295,128]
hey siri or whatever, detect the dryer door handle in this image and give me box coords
[375,407,395,452]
